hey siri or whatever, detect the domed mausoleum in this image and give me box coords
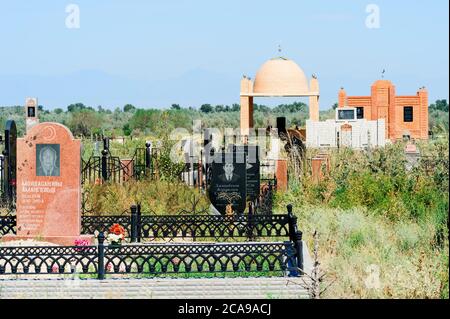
[240,57,319,135]
[253,58,310,96]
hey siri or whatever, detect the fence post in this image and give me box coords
[97,232,105,280]
[103,137,110,152]
[294,230,304,276]
[268,181,273,214]
[286,204,298,242]
[137,204,142,243]
[145,142,151,176]
[101,149,108,181]
[131,205,138,243]
[247,202,254,241]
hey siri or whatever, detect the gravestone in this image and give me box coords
[208,152,246,215]
[228,144,260,202]
[25,97,39,132]
[2,122,92,245]
[404,142,420,171]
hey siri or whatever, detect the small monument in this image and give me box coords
[3,122,92,245]
[25,97,39,132]
[404,141,420,171]
[208,152,247,215]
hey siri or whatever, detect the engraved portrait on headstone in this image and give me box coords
[36,144,60,176]
[208,152,246,215]
[27,106,36,118]
[218,163,241,183]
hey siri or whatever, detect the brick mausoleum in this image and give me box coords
[338,80,429,141]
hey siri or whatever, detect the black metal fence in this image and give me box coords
[1,206,296,242]
[0,215,15,235]
[0,205,304,278]
[82,142,159,185]
[0,236,299,278]
[80,205,294,242]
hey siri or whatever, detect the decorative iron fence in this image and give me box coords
[0,245,98,276]
[101,241,297,276]
[1,205,298,241]
[80,205,294,242]
[81,143,160,185]
[0,215,15,236]
[0,233,301,278]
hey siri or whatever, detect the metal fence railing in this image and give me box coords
[0,205,304,278]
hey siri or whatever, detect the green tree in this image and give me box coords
[171,104,181,110]
[123,123,132,136]
[129,109,160,132]
[430,99,449,112]
[200,104,213,113]
[68,109,102,136]
[123,104,136,113]
[215,105,225,112]
[67,103,87,113]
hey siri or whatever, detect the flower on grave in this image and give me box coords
[107,233,124,243]
[52,264,59,273]
[172,257,181,266]
[109,223,126,237]
[107,223,126,245]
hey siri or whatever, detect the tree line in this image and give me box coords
[1,100,448,138]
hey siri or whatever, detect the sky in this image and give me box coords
[0,0,448,110]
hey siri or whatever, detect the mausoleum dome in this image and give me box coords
[253,57,310,96]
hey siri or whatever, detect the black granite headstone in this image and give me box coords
[208,152,246,215]
[228,144,260,202]
[276,117,287,137]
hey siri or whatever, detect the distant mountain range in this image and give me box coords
[0,68,238,109]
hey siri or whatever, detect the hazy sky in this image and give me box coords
[0,0,448,110]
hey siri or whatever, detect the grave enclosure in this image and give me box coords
[0,109,308,281]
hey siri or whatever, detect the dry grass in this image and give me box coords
[83,180,210,215]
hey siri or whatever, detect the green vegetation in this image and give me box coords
[1,99,448,298]
[83,180,210,215]
[0,101,342,138]
[277,137,449,298]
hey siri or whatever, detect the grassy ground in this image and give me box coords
[279,204,448,298]
[275,137,449,299]
[5,133,447,298]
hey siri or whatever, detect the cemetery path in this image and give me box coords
[0,277,310,299]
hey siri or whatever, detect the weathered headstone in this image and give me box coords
[404,142,420,171]
[208,152,246,215]
[228,144,260,202]
[2,122,92,245]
